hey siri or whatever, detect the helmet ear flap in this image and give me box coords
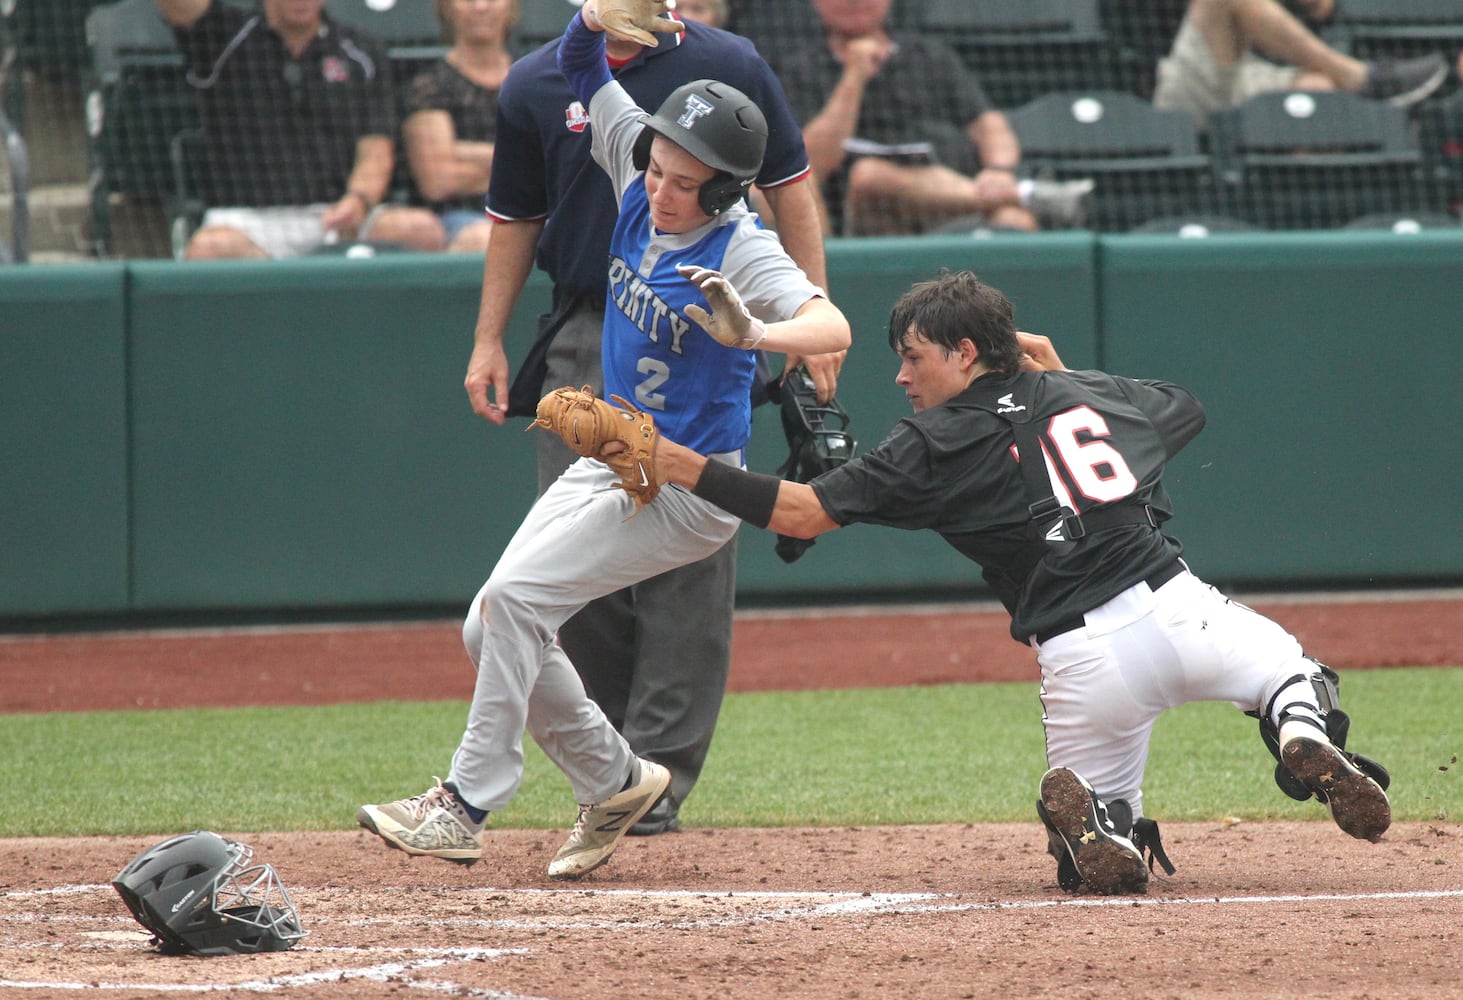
[697,174,747,217]
[632,126,655,172]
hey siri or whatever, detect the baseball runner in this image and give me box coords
[468,0,834,837]
[607,269,1391,893]
[356,2,850,879]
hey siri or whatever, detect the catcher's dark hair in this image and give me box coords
[886,270,1024,376]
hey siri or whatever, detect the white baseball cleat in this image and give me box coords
[357,779,485,866]
[548,758,671,880]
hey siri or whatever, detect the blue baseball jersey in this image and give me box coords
[486,16,811,300]
[561,16,824,456]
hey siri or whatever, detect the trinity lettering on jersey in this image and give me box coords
[608,256,692,353]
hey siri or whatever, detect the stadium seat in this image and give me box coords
[325,0,445,75]
[1128,214,1261,236]
[1325,0,1463,82]
[916,0,1114,110]
[10,0,111,87]
[512,0,573,56]
[1342,209,1460,230]
[1005,90,1216,232]
[84,0,196,255]
[1098,0,1189,101]
[1417,88,1463,214]
[1207,90,1432,229]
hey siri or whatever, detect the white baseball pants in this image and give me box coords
[1035,567,1321,818]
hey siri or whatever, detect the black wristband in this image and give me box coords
[691,459,780,529]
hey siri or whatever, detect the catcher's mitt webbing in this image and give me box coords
[531,385,662,508]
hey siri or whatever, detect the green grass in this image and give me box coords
[3,667,1459,837]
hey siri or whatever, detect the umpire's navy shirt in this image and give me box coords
[173,2,395,208]
[486,19,811,302]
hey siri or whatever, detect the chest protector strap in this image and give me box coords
[975,382,1158,585]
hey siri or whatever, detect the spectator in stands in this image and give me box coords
[675,0,727,29]
[1154,0,1450,123]
[156,0,438,258]
[728,0,822,65]
[770,0,1092,236]
[394,0,518,254]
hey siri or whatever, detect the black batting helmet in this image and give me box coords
[632,79,768,216]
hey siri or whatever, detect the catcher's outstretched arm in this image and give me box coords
[657,437,839,539]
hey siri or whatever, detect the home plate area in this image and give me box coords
[3,884,948,997]
[1,824,1460,999]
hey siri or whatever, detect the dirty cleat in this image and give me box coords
[548,758,671,881]
[1359,55,1448,108]
[1280,735,1391,842]
[1038,767,1149,894]
[357,779,485,867]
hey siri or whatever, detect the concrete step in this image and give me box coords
[0,181,90,257]
[0,182,173,259]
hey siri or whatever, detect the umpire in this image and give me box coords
[463,0,838,834]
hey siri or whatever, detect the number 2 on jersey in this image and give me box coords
[635,357,670,411]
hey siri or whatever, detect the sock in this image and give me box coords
[1278,714,1328,750]
[444,780,488,823]
[1270,675,1328,749]
[620,760,641,792]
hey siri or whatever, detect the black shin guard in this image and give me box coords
[1248,658,1391,801]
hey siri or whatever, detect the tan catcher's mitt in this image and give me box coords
[531,385,663,508]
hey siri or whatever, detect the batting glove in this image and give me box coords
[587,0,684,47]
[678,263,768,350]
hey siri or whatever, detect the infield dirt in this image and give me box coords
[1,593,1460,998]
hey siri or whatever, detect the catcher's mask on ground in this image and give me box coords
[112,830,306,956]
[632,79,768,216]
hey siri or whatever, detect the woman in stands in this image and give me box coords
[381,0,518,252]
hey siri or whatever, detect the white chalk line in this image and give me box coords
[4,885,1460,994]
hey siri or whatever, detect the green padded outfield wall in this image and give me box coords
[1100,231,1463,585]
[126,255,548,612]
[0,264,129,616]
[2,231,1458,620]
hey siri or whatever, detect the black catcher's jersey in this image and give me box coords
[812,369,1207,643]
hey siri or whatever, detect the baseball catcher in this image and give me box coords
[612,269,1393,895]
[531,385,665,509]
